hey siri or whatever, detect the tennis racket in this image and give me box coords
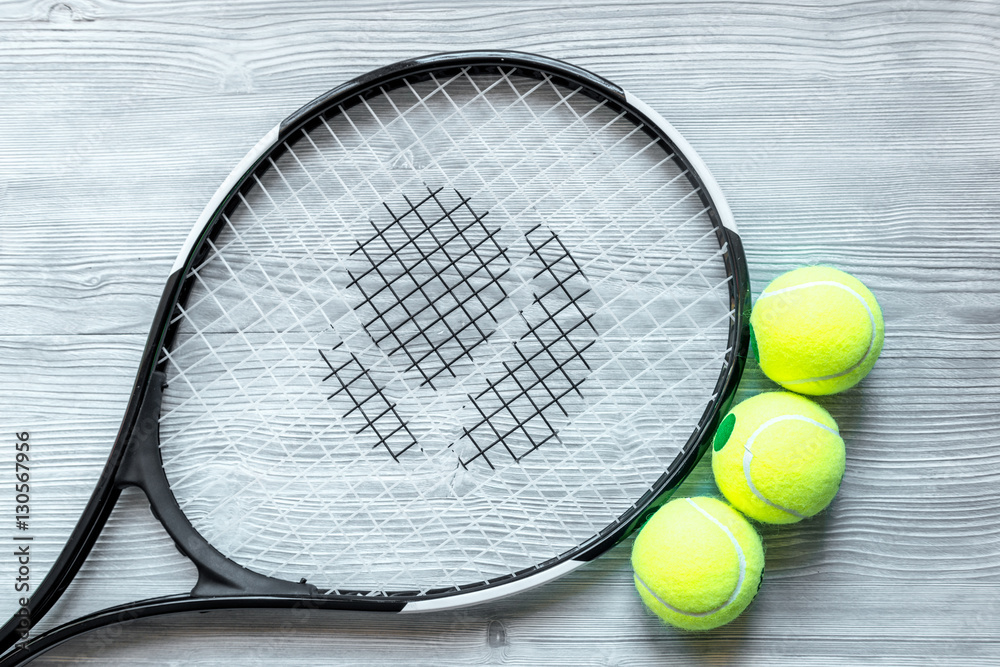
[0,50,749,664]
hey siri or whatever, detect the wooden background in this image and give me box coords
[1,0,999,664]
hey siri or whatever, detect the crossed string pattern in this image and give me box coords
[320,187,509,460]
[318,344,418,460]
[347,188,508,385]
[157,65,735,596]
[458,225,596,468]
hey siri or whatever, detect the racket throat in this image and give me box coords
[117,372,319,599]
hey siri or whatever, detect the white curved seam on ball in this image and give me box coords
[743,415,839,519]
[633,498,746,618]
[757,280,876,384]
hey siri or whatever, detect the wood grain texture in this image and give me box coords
[1,0,999,664]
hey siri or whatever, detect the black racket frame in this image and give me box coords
[0,50,750,664]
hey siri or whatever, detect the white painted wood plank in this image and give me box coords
[1,0,999,664]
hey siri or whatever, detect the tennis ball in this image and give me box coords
[712,392,845,524]
[631,497,764,631]
[749,266,883,395]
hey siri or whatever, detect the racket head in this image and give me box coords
[154,53,748,604]
[160,50,751,605]
[1,50,749,665]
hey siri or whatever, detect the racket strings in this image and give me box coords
[319,186,513,462]
[158,66,736,594]
[319,344,418,460]
[347,188,510,388]
[459,225,597,468]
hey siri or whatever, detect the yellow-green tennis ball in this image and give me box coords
[749,266,884,395]
[712,392,846,524]
[631,497,764,631]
